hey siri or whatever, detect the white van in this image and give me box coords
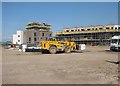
[110,35,120,51]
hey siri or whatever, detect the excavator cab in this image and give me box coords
[47,37,56,41]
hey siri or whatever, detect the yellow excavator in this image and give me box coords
[40,38,81,54]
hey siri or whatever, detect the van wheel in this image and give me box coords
[65,46,71,53]
[49,46,57,54]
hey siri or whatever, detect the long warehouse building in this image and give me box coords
[55,24,120,46]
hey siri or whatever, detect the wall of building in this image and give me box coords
[114,25,120,29]
[24,29,52,46]
[13,29,52,46]
[13,34,17,44]
[61,25,119,33]
[13,31,24,45]
[16,31,24,45]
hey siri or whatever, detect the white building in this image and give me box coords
[13,30,24,45]
[13,34,17,44]
[13,22,52,46]
[13,30,52,45]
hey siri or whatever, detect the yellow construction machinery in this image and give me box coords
[40,38,81,54]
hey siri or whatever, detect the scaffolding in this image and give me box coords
[55,25,120,46]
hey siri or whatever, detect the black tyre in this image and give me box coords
[49,46,57,54]
[64,46,71,53]
[110,47,113,51]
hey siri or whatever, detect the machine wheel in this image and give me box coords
[110,47,113,51]
[49,46,57,54]
[64,46,71,53]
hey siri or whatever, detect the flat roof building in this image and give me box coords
[55,24,120,46]
[13,22,52,46]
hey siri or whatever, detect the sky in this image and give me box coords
[2,2,118,42]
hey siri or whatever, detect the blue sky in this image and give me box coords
[2,2,118,41]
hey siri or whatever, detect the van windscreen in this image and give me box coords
[112,39,118,43]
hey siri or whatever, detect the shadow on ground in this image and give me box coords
[105,60,120,64]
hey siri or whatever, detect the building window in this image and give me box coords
[34,32,37,36]
[66,30,69,32]
[115,27,117,29]
[34,38,37,41]
[29,37,31,41]
[87,29,90,31]
[42,33,44,37]
[111,27,113,29]
[81,29,85,31]
[18,40,20,42]
[106,27,109,29]
[99,28,103,30]
[78,29,80,31]
[92,28,94,30]
[46,37,47,40]
[18,35,20,37]
[119,27,120,29]
[95,28,97,30]
[71,30,74,32]
[75,30,77,31]
[50,34,52,36]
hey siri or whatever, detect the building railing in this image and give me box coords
[26,25,52,29]
[55,29,119,35]
[73,38,111,41]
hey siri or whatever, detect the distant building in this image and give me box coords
[13,30,24,45]
[13,22,52,46]
[55,24,120,46]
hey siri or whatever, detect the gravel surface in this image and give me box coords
[2,46,119,84]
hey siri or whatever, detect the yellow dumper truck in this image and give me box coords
[40,40,83,54]
[21,37,85,53]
